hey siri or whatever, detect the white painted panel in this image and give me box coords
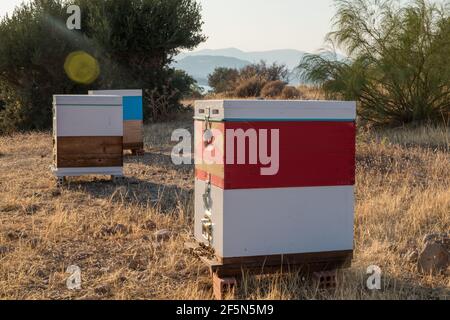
[223,186,354,257]
[195,180,354,258]
[89,90,142,97]
[55,105,123,137]
[54,95,122,106]
[51,166,123,177]
[195,100,356,121]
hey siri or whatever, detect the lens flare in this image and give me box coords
[64,51,100,84]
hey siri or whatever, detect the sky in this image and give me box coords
[197,0,336,52]
[0,0,337,53]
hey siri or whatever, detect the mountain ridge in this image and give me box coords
[173,55,252,86]
[175,47,308,70]
[173,48,345,87]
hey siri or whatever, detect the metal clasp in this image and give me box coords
[203,107,214,146]
[201,210,213,245]
[202,178,212,211]
[201,176,214,246]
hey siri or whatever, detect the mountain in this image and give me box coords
[173,55,252,86]
[175,48,307,70]
[173,48,346,87]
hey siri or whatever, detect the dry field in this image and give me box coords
[0,109,449,300]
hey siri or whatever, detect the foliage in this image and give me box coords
[239,61,290,83]
[207,67,239,94]
[298,0,450,125]
[234,76,266,98]
[261,80,286,98]
[208,61,289,97]
[0,0,205,133]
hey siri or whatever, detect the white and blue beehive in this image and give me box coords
[89,90,144,152]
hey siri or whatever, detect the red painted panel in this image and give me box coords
[196,121,356,190]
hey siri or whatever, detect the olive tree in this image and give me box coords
[0,0,205,132]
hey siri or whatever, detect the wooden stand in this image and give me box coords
[185,242,352,300]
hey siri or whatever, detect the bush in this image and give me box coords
[261,80,286,98]
[240,61,289,83]
[281,86,303,100]
[298,0,450,125]
[146,69,197,121]
[207,61,290,96]
[234,77,267,98]
[186,83,205,100]
[208,67,239,94]
[0,0,206,133]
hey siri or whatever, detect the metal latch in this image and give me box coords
[202,179,212,210]
[203,107,214,147]
[201,210,213,245]
[201,177,214,246]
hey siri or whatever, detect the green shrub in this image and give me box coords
[146,69,197,121]
[0,0,205,133]
[208,67,239,94]
[261,80,286,98]
[298,0,450,125]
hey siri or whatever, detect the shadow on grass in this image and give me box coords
[124,151,193,175]
[62,151,194,213]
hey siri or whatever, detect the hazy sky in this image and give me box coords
[197,0,335,52]
[1,0,336,52]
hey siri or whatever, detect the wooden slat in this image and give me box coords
[56,136,123,168]
[211,260,351,278]
[208,251,353,278]
[218,250,353,266]
[57,136,123,155]
[57,157,123,168]
[195,164,225,180]
[123,142,144,150]
[123,120,143,145]
[189,242,352,278]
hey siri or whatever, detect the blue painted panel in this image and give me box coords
[123,96,143,121]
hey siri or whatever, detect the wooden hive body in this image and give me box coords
[89,90,143,151]
[52,95,123,177]
[194,100,356,264]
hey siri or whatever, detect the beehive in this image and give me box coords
[194,100,356,269]
[51,95,124,180]
[89,90,143,152]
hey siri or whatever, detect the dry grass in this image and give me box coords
[0,110,448,300]
[204,85,325,100]
[297,85,326,100]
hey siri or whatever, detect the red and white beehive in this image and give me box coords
[194,100,356,268]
